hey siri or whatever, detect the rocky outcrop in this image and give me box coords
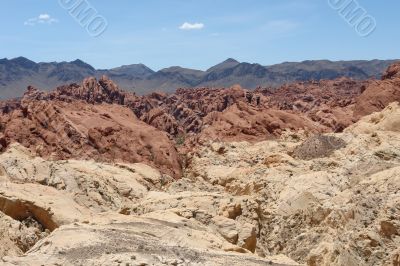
[347,102,400,134]
[353,62,400,119]
[198,101,321,143]
[129,86,247,136]
[0,89,181,178]
[24,76,134,105]
[382,62,400,80]
[258,78,365,131]
[130,84,332,144]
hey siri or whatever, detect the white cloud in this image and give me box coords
[38,14,51,20]
[24,14,58,26]
[179,22,204,30]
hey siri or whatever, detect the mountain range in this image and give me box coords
[0,56,397,99]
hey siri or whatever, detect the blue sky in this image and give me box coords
[0,0,399,70]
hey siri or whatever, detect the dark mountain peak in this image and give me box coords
[107,64,155,78]
[158,66,205,78]
[70,59,95,71]
[207,58,241,72]
[160,66,203,73]
[224,58,239,63]
[11,56,35,63]
[156,66,205,82]
[9,56,37,68]
[113,63,153,71]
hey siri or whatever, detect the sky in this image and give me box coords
[0,0,399,70]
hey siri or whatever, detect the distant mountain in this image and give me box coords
[206,58,241,72]
[99,64,154,79]
[0,57,397,99]
[266,60,395,81]
[0,57,96,99]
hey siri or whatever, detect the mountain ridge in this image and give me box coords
[0,56,398,99]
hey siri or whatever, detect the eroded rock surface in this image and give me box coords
[0,144,298,265]
[183,103,400,265]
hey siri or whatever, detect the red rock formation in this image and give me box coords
[198,100,322,143]
[382,62,400,80]
[257,78,365,131]
[0,79,181,178]
[354,62,400,119]
[2,62,400,174]
[129,86,246,136]
[28,76,133,105]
